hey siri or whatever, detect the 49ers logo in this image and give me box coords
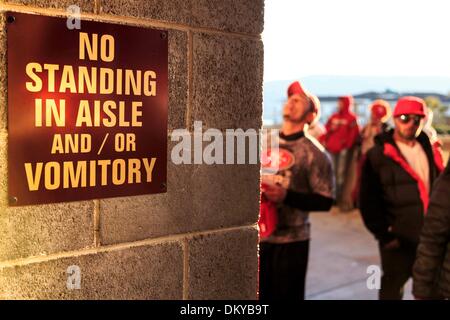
[261,148,295,172]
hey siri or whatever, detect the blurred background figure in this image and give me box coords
[323,96,360,211]
[422,106,438,145]
[306,95,326,142]
[423,107,446,171]
[361,100,392,155]
[351,100,392,205]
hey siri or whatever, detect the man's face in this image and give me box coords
[370,113,382,126]
[283,94,310,123]
[394,114,424,140]
[337,100,344,112]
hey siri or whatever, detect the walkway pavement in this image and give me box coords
[305,208,413,300]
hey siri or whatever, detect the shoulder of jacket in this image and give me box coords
[436,169,450,184]
[417,131,433,151]
[366,143,387,167]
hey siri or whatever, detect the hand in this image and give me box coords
[263,184,287,203]
[383,238,400,250]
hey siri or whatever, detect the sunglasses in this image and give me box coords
[397,114,423,125]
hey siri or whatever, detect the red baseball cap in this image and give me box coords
[393,96,426,117]
[287,81,307,98]
[287,81,319,114]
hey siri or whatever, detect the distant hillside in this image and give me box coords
[264,76,450,97]
[319,91,450,102]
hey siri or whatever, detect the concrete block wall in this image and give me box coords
[0,0,263,299]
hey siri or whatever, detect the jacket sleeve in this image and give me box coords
[413,173,450,298]
[284,191,333,212]
[346,118,360,149]
[324,116,333,133]
[358,150,395,245]
[324,116,336,144]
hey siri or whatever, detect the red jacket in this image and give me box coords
[324,97,360,154]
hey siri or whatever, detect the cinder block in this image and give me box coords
[186,227,258,299]
[168,30,188,130]
[0,132,94,261]
[99,160,194,245]
[4,0,95,12]
[101,0,264,35]
[190,163,260,229]
[190,0,264,35]
[0,242,183,299]
[100,0,191,25]
[191,33,263,130]
[0,202,95,262]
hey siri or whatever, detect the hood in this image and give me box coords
[338,96,354,114]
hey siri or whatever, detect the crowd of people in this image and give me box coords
[259,80,450,300]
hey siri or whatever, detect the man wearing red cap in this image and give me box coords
[323,96,360,210]
[259,81,334,300]
[359,96,444,300]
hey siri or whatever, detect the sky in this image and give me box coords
[263,0,450,81]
